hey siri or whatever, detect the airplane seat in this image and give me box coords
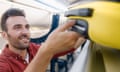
[30,14,59,44]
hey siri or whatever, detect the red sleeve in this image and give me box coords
[53,48,75,58]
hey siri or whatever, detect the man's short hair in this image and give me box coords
[0,8,25,31]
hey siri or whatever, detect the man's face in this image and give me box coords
[5,16,30,50]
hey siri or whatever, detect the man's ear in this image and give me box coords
[1,31,8,40]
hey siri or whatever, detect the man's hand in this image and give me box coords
[43,20,84,55]
[74,37,86,49]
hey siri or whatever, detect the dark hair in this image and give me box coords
[0,8,25,31]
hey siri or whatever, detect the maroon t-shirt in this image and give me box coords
[0,43,75,72]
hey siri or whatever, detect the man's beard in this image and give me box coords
[7,33,30,50]
[11,43,29,50]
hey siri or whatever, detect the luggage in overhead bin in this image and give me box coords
[65,1,120,49]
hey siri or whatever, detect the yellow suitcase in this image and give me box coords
[65,1,120,49]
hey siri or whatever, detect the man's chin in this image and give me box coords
[17,42,30,50]
[20,40,30,45]
[18,45,29,50]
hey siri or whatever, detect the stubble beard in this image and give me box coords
[7,33,30,50]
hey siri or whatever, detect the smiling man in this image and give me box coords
[0,8,85,72]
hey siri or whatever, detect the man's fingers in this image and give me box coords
[74,37,86,48]
[57,20,75,32]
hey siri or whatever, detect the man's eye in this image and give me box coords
[14,26,22,29]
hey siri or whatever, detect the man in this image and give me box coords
[0,8,85,72]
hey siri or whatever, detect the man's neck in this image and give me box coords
[8,44,27,60]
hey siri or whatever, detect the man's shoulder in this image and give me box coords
[0,54,11,72]
[0,54,8,62]
[30,42,40,46]
[29,42,41,53]
[30,42,41,48]
[0,54,10,68]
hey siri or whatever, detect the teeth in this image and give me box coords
[21,36,29,39]
[21,38,29,42]
[20,36,29,42]
[22,38,28,40]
